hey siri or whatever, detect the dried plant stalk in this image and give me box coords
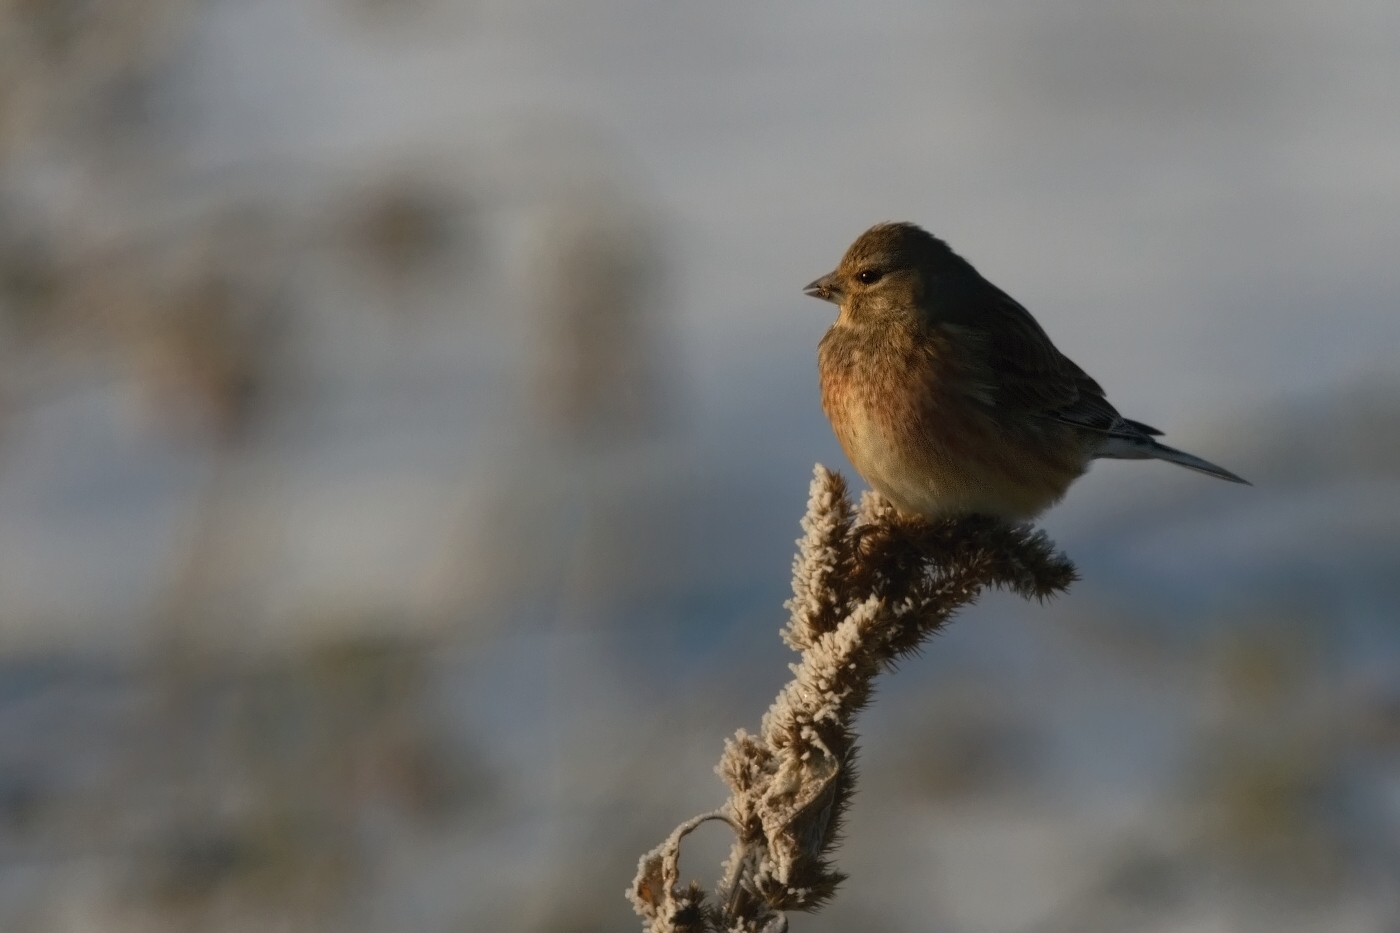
[629,464,1076,933]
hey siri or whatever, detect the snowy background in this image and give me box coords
[0,1,1398,930]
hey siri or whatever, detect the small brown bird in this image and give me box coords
[808,222,1247,521]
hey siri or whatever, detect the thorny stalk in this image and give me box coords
[628,464,1076,933]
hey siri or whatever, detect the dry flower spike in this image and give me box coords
[629,464,1077,933]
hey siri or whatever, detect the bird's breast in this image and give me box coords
[819,325,961,507]
[818,322,1087,519]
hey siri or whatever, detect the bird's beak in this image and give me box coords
[804,272,842,304]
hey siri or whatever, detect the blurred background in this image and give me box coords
[0,1,1397,931]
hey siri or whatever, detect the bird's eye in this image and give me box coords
[856,269,883,285]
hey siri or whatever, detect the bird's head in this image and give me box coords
[805,222,963,327]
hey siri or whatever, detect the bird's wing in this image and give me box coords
[952,282,1137,436]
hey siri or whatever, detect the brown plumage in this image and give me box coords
[808,222,1247,520]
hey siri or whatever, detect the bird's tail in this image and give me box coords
[1096,434,1251,485]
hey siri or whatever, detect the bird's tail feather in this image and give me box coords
[1096,435,1250,485]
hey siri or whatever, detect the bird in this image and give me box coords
[807,222,1248,521]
